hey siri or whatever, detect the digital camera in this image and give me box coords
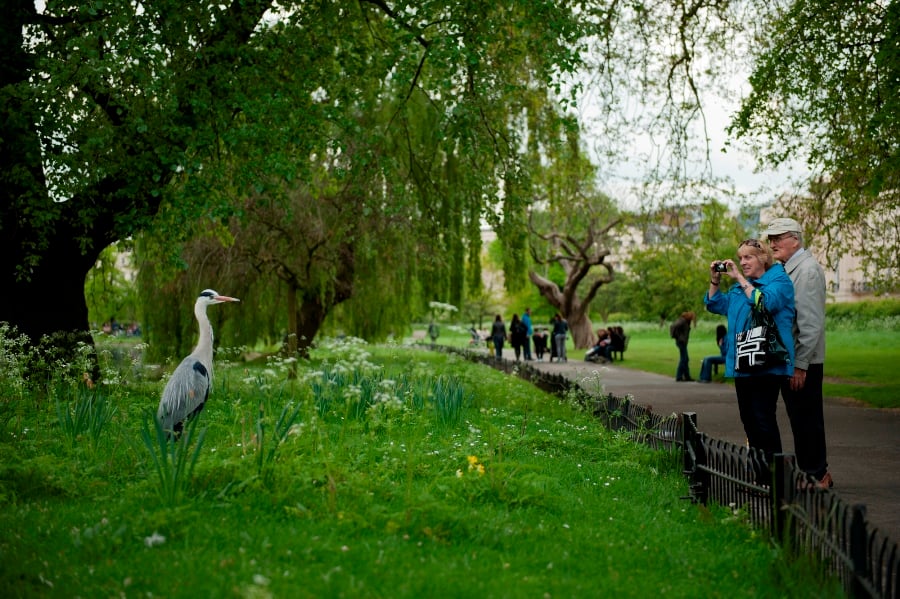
[713,262,728,272]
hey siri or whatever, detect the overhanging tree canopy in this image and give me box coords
[0,0,589,359]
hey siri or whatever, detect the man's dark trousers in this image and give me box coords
[782,363,828,479]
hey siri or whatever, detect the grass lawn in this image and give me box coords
[0,340,842,598]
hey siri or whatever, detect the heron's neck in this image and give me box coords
[192,302,215,370]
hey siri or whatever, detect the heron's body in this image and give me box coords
[157,290,239,437]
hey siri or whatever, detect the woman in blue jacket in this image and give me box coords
[704,239,795,479]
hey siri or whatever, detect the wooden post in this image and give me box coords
[682,412,695,479]
[772,453,794,542]
[682,412,708,504]
[848,504,869,599]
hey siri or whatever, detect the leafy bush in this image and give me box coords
[826,298,900,330]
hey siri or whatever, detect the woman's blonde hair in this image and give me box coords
[739,238,774,269]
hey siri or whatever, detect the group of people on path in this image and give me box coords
[671,217,830,490]
[490,310,570,363]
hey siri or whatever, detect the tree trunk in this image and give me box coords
[566,306,595,350]
[0,241,97,341]
[528,270,596,349]
[281,284,326,360]
[0,227,103,380]
[282,244,355,358]
[294,291,327,360]
[285,284,299,356]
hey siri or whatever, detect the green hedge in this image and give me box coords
[826,298,900,322]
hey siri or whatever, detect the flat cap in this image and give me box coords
[764,217,801,237]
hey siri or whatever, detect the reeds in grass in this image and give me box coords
[253,390,302,482]
[55,387,117,450]
[139,410,206,506]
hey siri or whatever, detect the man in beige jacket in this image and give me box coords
[765,218,831,489]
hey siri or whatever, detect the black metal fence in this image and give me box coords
[443,347,899,599]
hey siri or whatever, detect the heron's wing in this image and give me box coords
[157,357,211,432]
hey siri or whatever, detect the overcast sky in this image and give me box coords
[573,87,807,211]
[566,38,810,213]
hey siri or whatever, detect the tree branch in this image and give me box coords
[358,0,431,49]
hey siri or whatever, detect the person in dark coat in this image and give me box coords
[670,311,695,381]
[509,314,529,361]
[490,314,507,360]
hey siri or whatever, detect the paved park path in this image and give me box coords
[519,357,900,543]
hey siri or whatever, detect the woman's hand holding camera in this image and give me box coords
[709,259,727,276]
[708,259,737,290]
[708,259,751,296]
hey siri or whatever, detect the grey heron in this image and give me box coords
[157,289,240,438]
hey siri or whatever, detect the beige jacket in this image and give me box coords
[783,249,826,369]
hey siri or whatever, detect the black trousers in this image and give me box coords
[782,363,828,479]
[735,374,785,468]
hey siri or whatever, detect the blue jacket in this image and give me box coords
[521,312,534,336]
[704,263,796,378]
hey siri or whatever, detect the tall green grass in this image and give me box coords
[0,338,842,597]
[139,410,207,507]
[55,387,117,450]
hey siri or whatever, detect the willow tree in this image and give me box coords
[131,1,594,358]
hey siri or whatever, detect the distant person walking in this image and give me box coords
[704,239,796,478]
[490,314,507,361]
[670,311,695,382]
[509,314,528,361]
[552,314,569,362]
[521,308,534,361]
[765,217,832,489]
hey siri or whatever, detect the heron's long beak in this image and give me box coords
[215,295,240,303]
